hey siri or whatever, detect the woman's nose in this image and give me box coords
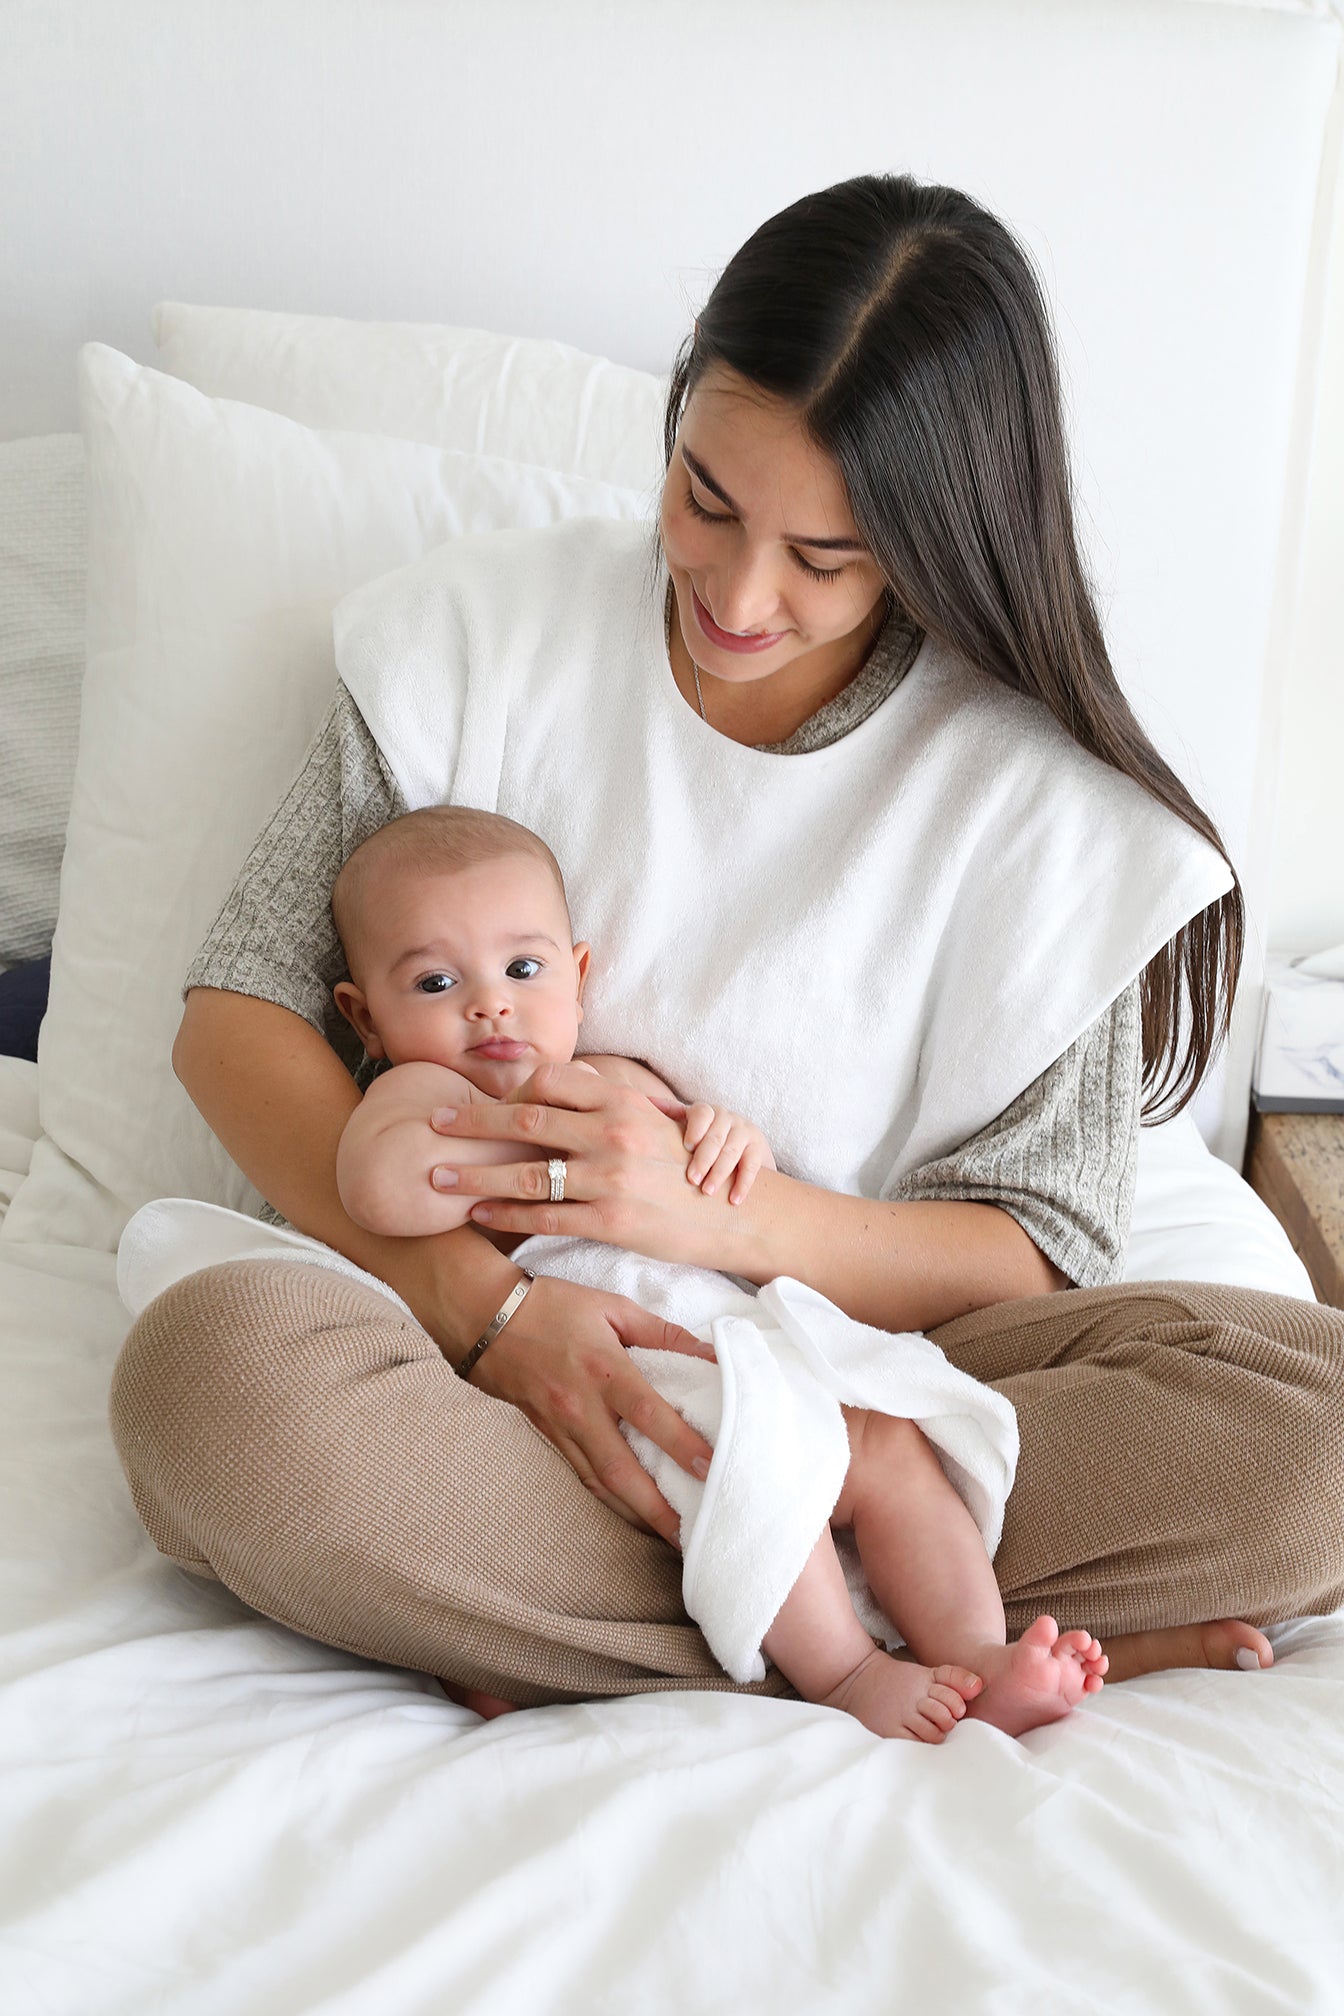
[708,545,783,635]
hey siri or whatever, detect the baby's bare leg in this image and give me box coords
[837,1409,1107,1736]
[761,1529,982,1742]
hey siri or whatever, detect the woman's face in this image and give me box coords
[659,363,889,692]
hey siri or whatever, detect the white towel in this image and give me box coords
[118,1203,1017,1686]
[512,1237,1018,1684]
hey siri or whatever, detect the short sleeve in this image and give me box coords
[883,980,1143,1288]
[184,680,406,1073]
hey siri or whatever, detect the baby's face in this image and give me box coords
[337,854,590,1097]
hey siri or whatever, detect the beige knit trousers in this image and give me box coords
[108,1260,1344,1706]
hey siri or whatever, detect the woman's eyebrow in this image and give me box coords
[681,446,869,552]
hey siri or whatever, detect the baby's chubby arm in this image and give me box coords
[336,1061,544,1237]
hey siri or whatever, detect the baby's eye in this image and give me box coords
[416,972,455,995]
[506,957,542,980]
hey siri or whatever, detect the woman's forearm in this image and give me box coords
[173,988,523,1357]
[723,1169,1065,1332]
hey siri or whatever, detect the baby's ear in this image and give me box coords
[573,941,592,1019]
[333,979,385,1059]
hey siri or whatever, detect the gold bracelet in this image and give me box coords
[455,1271,534,1381]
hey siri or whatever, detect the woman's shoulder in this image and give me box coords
[333,514,652,672]
[918,637,1220,845]
[332,514,659,809]
[904,634,1232,947]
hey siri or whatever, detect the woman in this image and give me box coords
[110,175,1344,1711]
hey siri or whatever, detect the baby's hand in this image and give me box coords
[680,1104,777,1206]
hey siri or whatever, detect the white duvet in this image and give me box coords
[3,1055,1343,2014]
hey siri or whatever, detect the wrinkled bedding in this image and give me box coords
[2,1056,1342,2014]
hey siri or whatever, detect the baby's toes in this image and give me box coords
[1056,1629,1096,1659]
[1082,1673,1105,1694]
[918,1695,958,1735]
[931,1663,983,1701]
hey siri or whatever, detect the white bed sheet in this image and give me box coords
[3,1056,1343,2014]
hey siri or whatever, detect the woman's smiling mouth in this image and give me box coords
[691,586,788,654]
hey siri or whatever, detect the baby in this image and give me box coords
[331,805,1108,1740]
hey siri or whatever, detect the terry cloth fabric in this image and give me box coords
[333,516,1232,1193]
[185,677,1146,1289]
[512,1235,1018,1684]
[116,1202,1017,1686]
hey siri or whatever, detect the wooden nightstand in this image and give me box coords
[1244,1110,1344,1308]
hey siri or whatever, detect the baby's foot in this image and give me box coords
[821,1648,983,1742]
[963,1614,1107,1736]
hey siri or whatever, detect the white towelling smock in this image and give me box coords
[334,516,1231,1194]
[121,515,1233,1680]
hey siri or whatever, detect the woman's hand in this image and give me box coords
[426,1063,753,1270]
[469,1271,717,1545]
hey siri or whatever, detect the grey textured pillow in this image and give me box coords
[0,434,86,967]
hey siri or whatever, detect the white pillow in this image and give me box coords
[0,346,649,1252]
[153,302,667,493]
[0,434,87,966]
[1124,1114,1313,1301]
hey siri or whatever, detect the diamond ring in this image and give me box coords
[547,1156,567,1204]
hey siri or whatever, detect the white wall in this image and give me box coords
[1,0,1340,1146]
[1270,114,1344,957]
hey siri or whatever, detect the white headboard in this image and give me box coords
[4,0,1340,1160]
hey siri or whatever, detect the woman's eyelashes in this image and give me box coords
[683,485,846,583]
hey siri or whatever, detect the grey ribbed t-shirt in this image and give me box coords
[187,613,1143,1288]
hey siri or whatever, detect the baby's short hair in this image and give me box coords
[332,805,570,966]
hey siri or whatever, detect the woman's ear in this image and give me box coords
[333,979,385,1059]
[573,941,592,1021]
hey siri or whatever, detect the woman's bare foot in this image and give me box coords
[962,1614,1107,1736]
[1102,1617,1274,1684]
[821,1647,984,1741]
[440,1680,521,1719]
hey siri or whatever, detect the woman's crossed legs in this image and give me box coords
[109,1263,1344,1718]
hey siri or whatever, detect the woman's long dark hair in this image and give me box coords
[665,173,1242,1119]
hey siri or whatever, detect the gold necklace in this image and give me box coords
[665,584,709,724]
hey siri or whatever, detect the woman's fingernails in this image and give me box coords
[1235,1646,1263,1671]
[431,1168,458,1189]
[691,1456,710,1480]
[471,1206,493,1223]
[432,1107,458,1127]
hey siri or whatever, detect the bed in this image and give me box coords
[3,4,1343,2009]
